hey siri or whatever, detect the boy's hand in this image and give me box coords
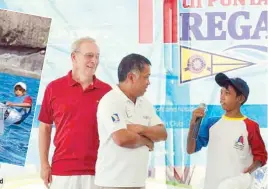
[6,102,13,106]
[244,161,261,174]
[191,108,205,123]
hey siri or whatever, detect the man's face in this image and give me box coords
[220,85,244,111]
[132,64,151,97]
[72,41,99,79]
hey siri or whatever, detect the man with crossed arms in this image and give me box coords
[95,53,167,189]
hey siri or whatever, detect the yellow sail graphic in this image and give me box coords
[180,46,253,83]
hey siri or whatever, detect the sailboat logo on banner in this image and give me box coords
[180,46,254,84]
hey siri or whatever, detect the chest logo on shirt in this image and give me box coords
[143,115,150,120]
[234,135,245,151]
[111,113,120,123]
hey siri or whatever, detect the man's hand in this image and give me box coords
[146,140,154,151]
[40,164,52,188]
[244,161,261,174]
[127,124,147,134]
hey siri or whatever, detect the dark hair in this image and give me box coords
[14,85,26,92]
[223,82,245,104]
[118,53,151,82]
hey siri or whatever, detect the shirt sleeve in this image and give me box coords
[149,106,163,126]
[97,97,127,138]
[38,83,53,124]
[195,117,220,152]
[23,96,33,105]
[145,100,163,126]
[245,119,267,166]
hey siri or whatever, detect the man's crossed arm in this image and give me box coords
[111,124,167,151]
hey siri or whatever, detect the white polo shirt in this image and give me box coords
[95,85,163,187]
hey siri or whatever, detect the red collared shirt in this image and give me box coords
[38,71,112,175]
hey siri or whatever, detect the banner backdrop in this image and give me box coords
[0,0,267,188]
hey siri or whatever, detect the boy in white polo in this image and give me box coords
[187,72,267,189]
[95,53,167,189]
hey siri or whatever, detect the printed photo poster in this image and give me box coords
[0,9,51,167]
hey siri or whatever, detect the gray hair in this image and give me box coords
[71,37,96,53]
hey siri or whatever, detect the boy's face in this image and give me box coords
[220,85,245,111]
[14,86,25,96]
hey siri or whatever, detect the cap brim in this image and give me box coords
[14,84,26,90]
[215,73,231,87]
[215,73,247,102]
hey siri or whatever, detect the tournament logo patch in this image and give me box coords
[234,135,245,151]
[111,113,120,123]
[185,54,209,74]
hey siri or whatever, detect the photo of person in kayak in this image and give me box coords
[0,82,33,132]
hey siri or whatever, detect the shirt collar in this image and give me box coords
[222,115,247,121]
[67,70,102,89]
[112,85,143,104]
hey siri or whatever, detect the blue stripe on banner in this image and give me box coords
[32,104,267,128]
[155,104,268,128]
[32,103,267,167]
[162,42,192,167]
[173,44,190,168]
[163,43,173,167]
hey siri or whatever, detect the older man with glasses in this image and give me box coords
[38,37,111,189]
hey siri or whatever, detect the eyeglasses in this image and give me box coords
[75,51,99,61]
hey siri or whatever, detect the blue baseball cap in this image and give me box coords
[215,73,249,103]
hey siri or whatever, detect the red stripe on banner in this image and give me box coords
[139,0,153,43]
[172,0,178,43]
[164,0,177,43]
[164,0,172,43]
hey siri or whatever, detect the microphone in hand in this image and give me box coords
[192,103,206,139]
